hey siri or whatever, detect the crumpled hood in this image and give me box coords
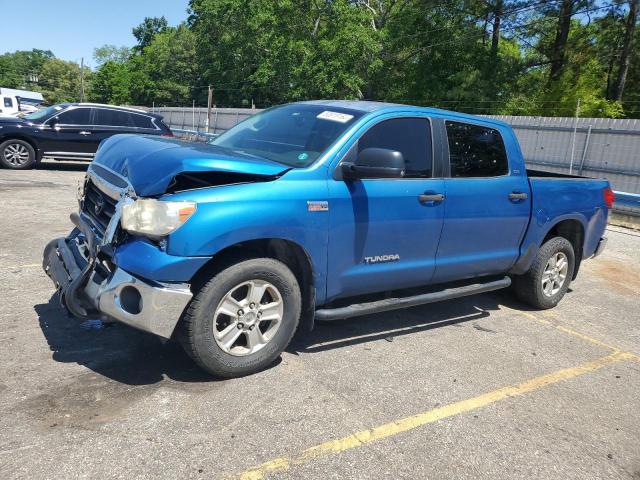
[93,134,290,196]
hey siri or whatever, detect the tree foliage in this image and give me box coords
[1,2,638,117]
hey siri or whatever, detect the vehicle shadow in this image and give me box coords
[34,295,214,386]
[288,290,517,355]
[35,289,531,385]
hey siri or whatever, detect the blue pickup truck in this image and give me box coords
[43,101,612,377]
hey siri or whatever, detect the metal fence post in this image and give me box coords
[578,125,592,176]
[569,98,581,174]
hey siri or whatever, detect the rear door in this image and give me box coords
[91,107,137,144]
[327,116,446,300]
[432,120,530,283]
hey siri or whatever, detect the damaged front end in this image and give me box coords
[42,163,193,338]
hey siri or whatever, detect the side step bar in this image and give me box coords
[314,276,511,321]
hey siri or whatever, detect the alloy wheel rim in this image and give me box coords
[541,252,568,297]
[212,279,283,356]
[3,143,30,166]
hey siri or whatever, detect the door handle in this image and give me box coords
[79,131,91,135]
[508,191,528,201]
[419,193,445,203]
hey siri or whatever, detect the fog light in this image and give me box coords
[118,286,142,315]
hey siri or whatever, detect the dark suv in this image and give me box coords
[0,103,173,169]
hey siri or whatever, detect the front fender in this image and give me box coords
[164,176,330,301]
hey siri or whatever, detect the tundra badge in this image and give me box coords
[364,254,400,264]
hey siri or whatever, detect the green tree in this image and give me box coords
[131,23,197,105]
[132,16,169,51]
[89,61,132,104]
[0,49,54,88]
[94,45,131,66]
[38,58,90,104]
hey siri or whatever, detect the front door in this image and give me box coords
[39,107,97,156]
[327,116,445,301]
[432,120,531,283]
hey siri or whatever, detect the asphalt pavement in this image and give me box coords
[1,161,639,480]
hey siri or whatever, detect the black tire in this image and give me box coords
[180,258,301,378]
[0,139,36,169]
[513,237,575,309]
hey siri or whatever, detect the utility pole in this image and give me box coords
[206,85,213,133]
[80,57,85,102]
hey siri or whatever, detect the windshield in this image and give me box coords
[210,104,363,167]
[23,104,66,122]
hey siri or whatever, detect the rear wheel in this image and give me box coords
[513,237,575,309]
[180,258,301,378]
[0,139,36,169]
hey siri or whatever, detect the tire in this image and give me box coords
[180,258,301,378]
[513,237,575,309]
[0,139,36,169]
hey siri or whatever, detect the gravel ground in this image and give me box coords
[1,161,639,480]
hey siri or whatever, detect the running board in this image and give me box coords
[314,276,511,321]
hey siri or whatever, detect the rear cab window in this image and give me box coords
[357,117,433,178]
[445,121,508,177]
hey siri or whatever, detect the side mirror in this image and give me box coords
[49,116,60,127]
[342,148,405,180]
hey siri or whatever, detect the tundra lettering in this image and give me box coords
[43,101,611,378]
[364,254,401,264]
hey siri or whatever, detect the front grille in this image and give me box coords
[82,180,117,234]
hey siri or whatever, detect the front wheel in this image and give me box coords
[180,258,301,378]
[513,237,575,309]
[0,139,36,169]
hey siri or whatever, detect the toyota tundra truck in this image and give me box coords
[43,101,612,378]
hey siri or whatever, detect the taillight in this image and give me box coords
[603,187,615,208]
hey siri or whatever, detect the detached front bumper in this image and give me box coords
[43,234,193,339]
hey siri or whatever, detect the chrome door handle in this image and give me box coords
[508,192,528,201]
[79,131,91,135]
[419,193,445,203]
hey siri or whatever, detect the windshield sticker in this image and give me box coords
[298,152,309,161]
[317,111,354,123]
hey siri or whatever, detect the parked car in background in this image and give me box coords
[43,100,612,378]
[0,103,173,169]
[0,93,20,116]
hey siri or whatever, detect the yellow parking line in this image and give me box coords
[517,311,639,359]
[236,351,634,480]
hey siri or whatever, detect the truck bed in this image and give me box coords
[526,168,594,180]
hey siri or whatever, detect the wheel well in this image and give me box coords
[190,239,317,331]
[543,219,584,279]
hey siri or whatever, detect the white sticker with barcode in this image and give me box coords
[317,111,354,123]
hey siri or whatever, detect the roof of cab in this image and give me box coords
[296,99,511,129]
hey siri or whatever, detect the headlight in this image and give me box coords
[121,199,196,238]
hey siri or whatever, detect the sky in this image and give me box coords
[0,0,190,68]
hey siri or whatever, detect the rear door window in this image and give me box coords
[445,121,508,177]
[58,107,91,125]
[357,117,432,178]
[94,108,135,127]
